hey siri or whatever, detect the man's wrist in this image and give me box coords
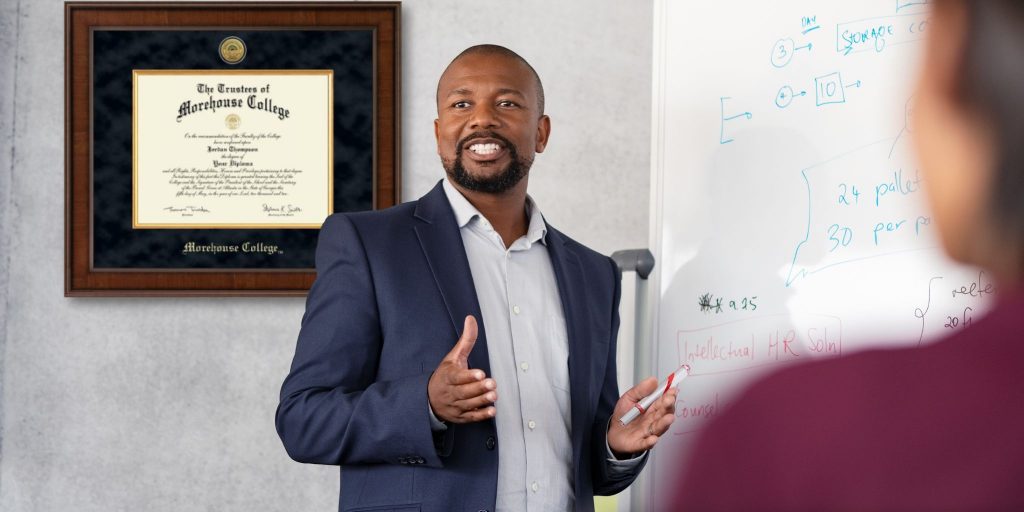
[428,399,448,432]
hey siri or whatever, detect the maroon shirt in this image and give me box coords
[675,292,1024,511]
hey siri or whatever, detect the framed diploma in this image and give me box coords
[132,70,334,229]
[65,2,400,296]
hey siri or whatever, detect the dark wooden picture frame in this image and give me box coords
[65,2,400,296]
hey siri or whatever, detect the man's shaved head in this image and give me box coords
[437,44,545,115]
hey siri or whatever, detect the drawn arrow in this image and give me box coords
[845,80,862,89]
[795,43,813,52]
[724,112,753,121]
[779,90,808,100]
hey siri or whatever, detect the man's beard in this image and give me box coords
[443,132,532,194]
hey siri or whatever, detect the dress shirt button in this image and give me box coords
[520,362,529,371]
[528,420,536,430]
[512,305,521,315]
[485,436,496,450]
[531,481,539,492]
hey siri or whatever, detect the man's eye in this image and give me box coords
[453,101,470,108]
[498,100,518,108]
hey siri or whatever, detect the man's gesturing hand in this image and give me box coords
[428,315,497,424]
[607,377,678,458]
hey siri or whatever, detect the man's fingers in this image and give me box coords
[449,378,496,400]
[453,390,497,411]
[449,406,496,424]
[446,368,487,386]
[445,315,479,364]
[607,389,679,454]
[656,411,675,434]
[642,400,677,438]
[646,388,678,415]
[624,377,659,403]
[663,389,679,413]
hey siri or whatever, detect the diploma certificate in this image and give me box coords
[133,70,333,228]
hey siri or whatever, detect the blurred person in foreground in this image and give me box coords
[676,1,1024,509]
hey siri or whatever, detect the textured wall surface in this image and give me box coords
[0,0,17,500]
[0,0,651,510]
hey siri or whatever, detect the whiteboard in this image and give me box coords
[644,0,994,504]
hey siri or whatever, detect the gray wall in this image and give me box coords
[0,0,651,510]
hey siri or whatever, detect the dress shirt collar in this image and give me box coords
[441,178,548,246]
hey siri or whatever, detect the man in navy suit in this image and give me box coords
[276,45,677,512]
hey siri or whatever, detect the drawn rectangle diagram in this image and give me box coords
[815,72,846,106]
[677,314,843,376]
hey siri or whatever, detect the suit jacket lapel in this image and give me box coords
[413,182,492,374]
[545,226,593,471]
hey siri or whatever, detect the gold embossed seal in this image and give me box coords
[225,114,241,130]
[219,36,246,64]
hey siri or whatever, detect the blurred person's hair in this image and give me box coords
[955,1,1024,251]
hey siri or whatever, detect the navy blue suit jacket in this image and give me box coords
[276,181,643,512]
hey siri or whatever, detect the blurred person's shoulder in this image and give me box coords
[678,290,1024,510]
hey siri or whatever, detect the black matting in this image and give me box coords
[91,29,374,269]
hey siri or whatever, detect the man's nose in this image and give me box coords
[469,103,500,130]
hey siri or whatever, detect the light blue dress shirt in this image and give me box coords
[429,179,644,512]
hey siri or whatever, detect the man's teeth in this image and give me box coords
[469,143,501,155]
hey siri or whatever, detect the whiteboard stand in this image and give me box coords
[611,249,655,512]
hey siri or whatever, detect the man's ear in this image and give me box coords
[535,115,551,153]
[434,118,441,155]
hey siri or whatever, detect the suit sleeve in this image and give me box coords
[591,258,648,494]
[275,214,445,468]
